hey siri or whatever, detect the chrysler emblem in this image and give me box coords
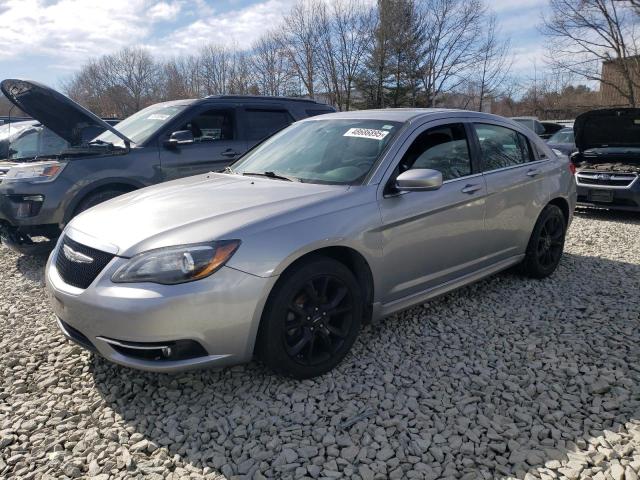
[63,245,94,264]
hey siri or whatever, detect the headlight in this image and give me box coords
[3,161,66,183]
[112,241,240,285]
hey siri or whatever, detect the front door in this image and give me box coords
[377,121,489,304]
[159,106,247,180]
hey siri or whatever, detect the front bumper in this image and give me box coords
[576,184,640,211]
[0,184,64,253]
[45,246,275,372]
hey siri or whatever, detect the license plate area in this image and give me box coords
[589,189,613,203]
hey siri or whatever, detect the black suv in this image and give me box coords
[0,79,334,254]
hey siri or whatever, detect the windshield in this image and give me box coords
[95,103,188,147]
[231,119,402,185]
[548,129,574,144]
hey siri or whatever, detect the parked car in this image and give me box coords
[540,121,564,140]
[511,117,564,140]
[572,108,640,211]
[0,79,334,254]
[511,116,545,137]
[0,118,119,161]
[546,127,576,156]
[46,109,576,378]
[0,115,31,126]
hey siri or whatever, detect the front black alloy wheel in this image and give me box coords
[283,275,354,366]
[257,257,363,378]
[521,204,567,278]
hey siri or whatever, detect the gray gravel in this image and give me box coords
[1,209,639,480]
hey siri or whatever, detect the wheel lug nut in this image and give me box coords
[322,312,326,316]
[307,317,311,320]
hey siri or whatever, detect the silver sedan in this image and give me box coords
[45,109,577,378]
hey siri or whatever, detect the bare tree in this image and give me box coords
[472,14,512,111]
[251,31,294,96]
[281,0,325,97]
[420,0,486,107]
[542,0,640,106]
[331,0,374,110]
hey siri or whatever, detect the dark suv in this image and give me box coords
[0,79,334,254]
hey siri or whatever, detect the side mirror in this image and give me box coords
[395,169,443,192]
[164,130,194,148]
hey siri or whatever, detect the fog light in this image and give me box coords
[8,194,44,218]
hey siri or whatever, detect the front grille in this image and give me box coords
[55,235,115,289]
[576,171,638,188]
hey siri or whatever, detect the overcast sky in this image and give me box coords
[0,0,547,89]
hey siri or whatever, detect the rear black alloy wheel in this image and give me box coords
[283,275,353,366]
[521,204,567,278]
[536,213,564,269]
[257,257,363,378]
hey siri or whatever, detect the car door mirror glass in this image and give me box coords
[164,130,194,148]
[396,169,443,192]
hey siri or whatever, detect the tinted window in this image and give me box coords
[400,123,472,181]
[180,109,234,141]
[245,109,292,140]
[474,123,533,171]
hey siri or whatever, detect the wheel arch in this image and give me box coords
[548,196,570,223]
[268,245,375,325]
[64,179,144,223]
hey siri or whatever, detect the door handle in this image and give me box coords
[221,149,239,157]
[526,168,541,177]
[461,184,482,194]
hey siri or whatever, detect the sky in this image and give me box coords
[0,0,547,89]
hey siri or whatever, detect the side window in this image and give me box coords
[474,123,531,171]
[517,132,535,162]
[399,123,472,181]
[180,109,235,142]
[245,109,292,140]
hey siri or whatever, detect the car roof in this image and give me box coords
[299,108,518,124]
[149,96,333,108]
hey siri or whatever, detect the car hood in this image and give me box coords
[0,79,131,147]
[574,108,640,151]
[68,173,349,256]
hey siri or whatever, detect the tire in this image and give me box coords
[256,256,363,379]
[74,189,128,216]
[520,204,567,279]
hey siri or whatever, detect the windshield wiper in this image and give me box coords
[242,171,300,182]
[88,139,115,147]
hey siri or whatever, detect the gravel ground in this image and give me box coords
[1,210,639,480]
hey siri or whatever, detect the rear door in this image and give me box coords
[159,105,246,180]
[377,120,489,303]
[237,106,295,150]
[471,122,552,260]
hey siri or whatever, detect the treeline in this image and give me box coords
[64,0,511,118]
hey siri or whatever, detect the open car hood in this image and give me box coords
[574,108,640,151]
[0,79,131,147]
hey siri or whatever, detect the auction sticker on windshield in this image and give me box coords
[344,128,389,140]
[148,114,171,121]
